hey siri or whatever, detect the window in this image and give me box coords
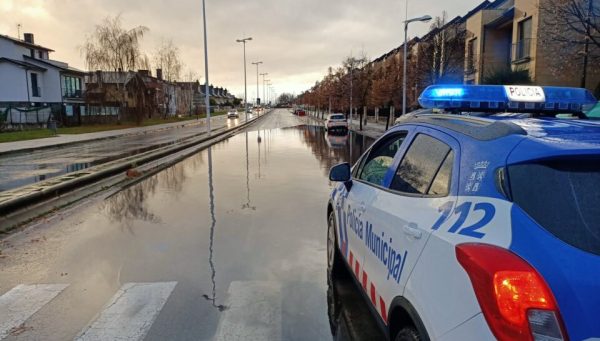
[31,73,40,97]
[63,76,82,97]
[428,151,454,195]
[30,49,34,58]
[38,50,43,59]
[509,159,600,255]
[467,38,477,73]
[357,133,407,186]
[391,134,453,195]
[515,18,532,60]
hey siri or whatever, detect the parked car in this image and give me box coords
[327,84,600,341]
[325,113,348,133]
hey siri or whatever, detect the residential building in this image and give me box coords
[0,33,86,126]
[464,0,600,89]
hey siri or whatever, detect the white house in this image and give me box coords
[0,33,86,126]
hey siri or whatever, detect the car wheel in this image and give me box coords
[394,327,420,341]
[327,212,343,281]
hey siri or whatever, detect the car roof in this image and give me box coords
[395,113,600,143]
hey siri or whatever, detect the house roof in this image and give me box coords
[23,55,85,74]
[0,57,47,71]
[0,34,54,52]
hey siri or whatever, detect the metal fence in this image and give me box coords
[0,106,53,130]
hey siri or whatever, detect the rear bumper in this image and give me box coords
[327,123,348,130]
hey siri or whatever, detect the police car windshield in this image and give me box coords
[508,159,600,255]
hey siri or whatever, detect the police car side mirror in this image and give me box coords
[329,163,351,182]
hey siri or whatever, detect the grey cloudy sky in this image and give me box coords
[1,0,485,98]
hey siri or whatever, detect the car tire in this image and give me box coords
[327,211,343,282]
[394,327,420,341]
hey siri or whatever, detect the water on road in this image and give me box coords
[0,110,380,340]
[0,115,246,192]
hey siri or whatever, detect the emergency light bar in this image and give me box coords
[418,85,597,114]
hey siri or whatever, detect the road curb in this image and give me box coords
[0,116,224,157]
[0,112,270,220]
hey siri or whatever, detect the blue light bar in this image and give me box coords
[418,85,597,113]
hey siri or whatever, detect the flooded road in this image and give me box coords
[0,110,381,340]
[0,115,246,192]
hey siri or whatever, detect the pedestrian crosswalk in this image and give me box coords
[0,284,69,340]
[0,280,286,341]
[0,282,178,341]
[75,282,177,341]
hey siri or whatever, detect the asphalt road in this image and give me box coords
[0,109,382,341]
[0,114,248,192]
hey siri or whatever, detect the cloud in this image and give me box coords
[1,0,487,96]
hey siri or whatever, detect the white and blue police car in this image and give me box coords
[327,85,600,341]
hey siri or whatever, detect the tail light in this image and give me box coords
[456,243,567,341]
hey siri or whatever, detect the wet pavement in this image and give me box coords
[0,109,380,340]
[0,115,248,192]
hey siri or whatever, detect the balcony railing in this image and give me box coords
[63,89,83,98]
[513,38,533,62]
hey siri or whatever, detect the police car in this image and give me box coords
[326,85,600,341]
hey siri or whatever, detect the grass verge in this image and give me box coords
[0,111,228,143]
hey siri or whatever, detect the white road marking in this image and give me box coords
[214,281,282,341]
[0,284,69,340]
[74,281,177,341]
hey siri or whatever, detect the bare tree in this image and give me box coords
[81,15,149,72]
[539,0,600,88]
[415,13,466,89]
[153,39,183,82]
[81,15,149,122]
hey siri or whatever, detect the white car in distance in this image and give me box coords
[326,113,349,133]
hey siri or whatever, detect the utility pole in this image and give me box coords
[236,37,252,121]
[202,0,211,133]
[251,61,263,107]
[260,72,268,107]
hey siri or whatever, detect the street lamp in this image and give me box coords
[260,72,268,107]
[202,0,211,133]
[251,61,263,107]
[402,14,431,116]
[236,37,252,121]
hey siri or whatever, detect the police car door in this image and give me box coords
[345,131,410,307]
[363,128,458,319]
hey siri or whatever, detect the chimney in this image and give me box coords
[156,69,163,80]
[23,33,34,44]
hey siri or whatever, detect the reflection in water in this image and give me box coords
[290,125,373,177]
[202,146,226,311]
[101,176,161,230]
[101,151,207,227]
[327,269,386,340]
[242,132,255,210]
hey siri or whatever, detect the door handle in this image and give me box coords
[403,223,422,240]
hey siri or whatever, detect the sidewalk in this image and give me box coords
[0,115,227,155]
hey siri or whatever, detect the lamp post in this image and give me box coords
[260,72,268,107]
[251,61,262,107]
[236,37,252,121]
[402,14,432,116]
[265,80,271,105]
[202,0,211,133]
